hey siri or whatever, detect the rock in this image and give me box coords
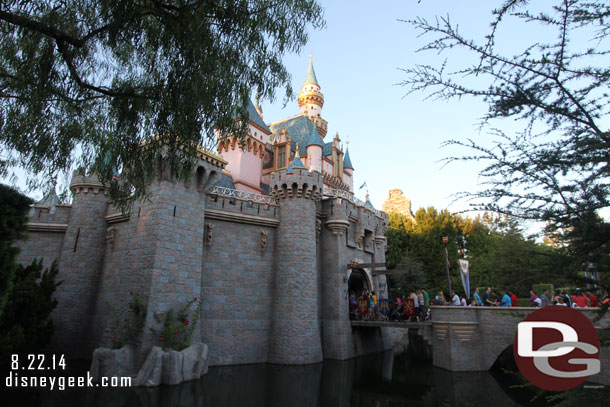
[162,349,184,385]
[91,342,209,387]
[381,188,415,220]
[181,343,209,381]
[89,345,135,382]
[133,346,164,387]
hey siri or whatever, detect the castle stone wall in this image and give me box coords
[268,168,324,364]
[15,162,393,366]
[201,218,276,365]
[17,230,65,270]
[52,175,109,358]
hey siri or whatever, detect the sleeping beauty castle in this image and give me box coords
[18,56,392,368]
[219,54,354,194]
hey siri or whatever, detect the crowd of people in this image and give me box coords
[349,289,432,322]
[348,286,609,322]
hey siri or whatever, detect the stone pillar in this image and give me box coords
[320,198,354,359]
[268,168,323,364]
[53,172,109,358]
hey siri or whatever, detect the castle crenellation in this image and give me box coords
[17,57,392,368]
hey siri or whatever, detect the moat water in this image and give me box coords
[2,351,537,407]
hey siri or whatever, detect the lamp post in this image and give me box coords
[442,236,451,295]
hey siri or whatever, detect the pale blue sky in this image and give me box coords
[261,0,601,223]
[261,0,511,213]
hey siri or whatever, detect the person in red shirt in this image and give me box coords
[572,290,588,308]
[587,291,598,307]
[509,291,518,307]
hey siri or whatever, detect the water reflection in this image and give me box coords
[2,351,524,407]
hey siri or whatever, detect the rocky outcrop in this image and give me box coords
[90,343,209,387]
[381,188,415,220]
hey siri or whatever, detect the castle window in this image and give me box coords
[278,145,286,168]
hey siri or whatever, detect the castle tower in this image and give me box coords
[306,125,323,173]
[53,172,109,358]
[218,98,271,193]
[268,162,323,364]
[298,54,328,138]
[342,148,354,192]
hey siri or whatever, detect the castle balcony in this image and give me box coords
[209,185,278,205]
[321,171,350,191]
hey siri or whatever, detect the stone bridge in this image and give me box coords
[430,306,610,385]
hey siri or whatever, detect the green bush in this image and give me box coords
[531,284,554,296]
[0,185,61,359]
[109,292,147,349]
[153,298,202,351]
[0,184,33,319]
[0,259,60,358]
[517,298,529,307]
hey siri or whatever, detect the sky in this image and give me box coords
[258,0,566,219]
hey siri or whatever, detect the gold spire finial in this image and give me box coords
[366,190,370,201]
[295,142,300,157]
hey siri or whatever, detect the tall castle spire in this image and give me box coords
[298,53,328,138]
[304,53,319,86]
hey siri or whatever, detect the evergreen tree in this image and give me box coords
[0,259,60,358]
[400,0,610,290]
[0,184,61,358]
[0,184,32,319]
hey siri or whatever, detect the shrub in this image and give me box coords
[109,291,147,349]
[153,298,202,351]
[0,259,61,358]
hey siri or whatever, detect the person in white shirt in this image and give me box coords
[451,290,461,306]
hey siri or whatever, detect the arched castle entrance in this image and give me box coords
[348,268,372,297]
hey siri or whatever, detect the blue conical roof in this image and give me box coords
[287,146,306,174]
[253,97,262,114]
[246,98,271,133]
[37,184,60,207]
[343,149,354,169]
[304,54,319,86]
[306,125,323,148]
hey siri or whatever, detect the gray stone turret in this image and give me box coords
[268,167,323,364]
[53,172,110,358]
[320,197,352,359]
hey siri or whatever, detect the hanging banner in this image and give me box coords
[357,298,369,317]
[379,299,391,316]
[458,259,470,299]
[403,298,415,316]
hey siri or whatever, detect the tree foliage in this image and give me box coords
[0,0,324,207]
[386,208,573,297]
[400,0,610,286]
[0,184,60,358]
[0,259,60,359]
[400,0,610,221]
[0,183,32,318]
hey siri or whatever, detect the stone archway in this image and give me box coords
[347,268,371,297]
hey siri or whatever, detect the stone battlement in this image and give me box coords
[269,168,322,201]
